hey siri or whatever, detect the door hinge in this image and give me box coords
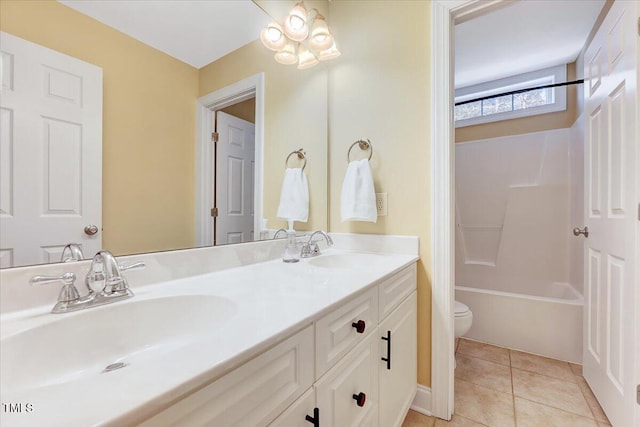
[210,207,218,217]
[637,384,639,405]
[211,132,219,143]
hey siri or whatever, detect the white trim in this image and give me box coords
[431,0,508,421]
[410,384,433,416]
[195,73,265,247]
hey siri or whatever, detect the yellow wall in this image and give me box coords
[199,40,328,232]
[220,98,256,124]
[0,0,199,256]
[455,62,579,142]
[327,0,432,386]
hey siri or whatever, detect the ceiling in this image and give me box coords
[58,0,272,69]
[455,0,606,88]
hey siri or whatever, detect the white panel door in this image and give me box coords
[582,2,638,426]
[215,111,255,245]
[379,292,417,427]
[0,32,102,267]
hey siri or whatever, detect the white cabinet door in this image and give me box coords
[269,388,317,427]
[0,32,102,267]
[315,333,379,427]
[582,1,638,426]
[140,326,314,427]
[215,111,255,245]
[379,292,417,427]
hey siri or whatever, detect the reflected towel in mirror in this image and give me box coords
[277,168,309,222]
[341,159,377,222]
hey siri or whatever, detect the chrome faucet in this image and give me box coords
[30,250,145,314]
[300,231,333,258]
[86,250,143,298]
[60,243,84,262]
[273,228,287,239]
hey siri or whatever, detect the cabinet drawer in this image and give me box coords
[379,264,416,320]
[140,325,314,427]
[315,333,379,427]
[315,287,378,378]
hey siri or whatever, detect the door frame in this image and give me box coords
[195,73,265,247]
[430,0,513,419]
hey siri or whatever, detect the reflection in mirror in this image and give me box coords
[0,0,329,268]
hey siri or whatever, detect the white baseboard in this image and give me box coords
[410,384,432,416]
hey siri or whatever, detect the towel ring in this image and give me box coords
[347,139,373,162]
[285,148,307,171]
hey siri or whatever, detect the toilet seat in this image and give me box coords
[454,300,473,340]
[455,300,470,317]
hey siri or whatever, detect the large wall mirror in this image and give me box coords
[0,0,329,268]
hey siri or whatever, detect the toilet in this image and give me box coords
[454,300,473,339]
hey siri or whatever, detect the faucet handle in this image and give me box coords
[30,272,80,303]
[119,261,145,273]
[31,272,76,286]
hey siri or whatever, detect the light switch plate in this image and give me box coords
[376,193,388,216]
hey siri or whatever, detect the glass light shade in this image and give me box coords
[297,44,319,70]
[260,22,287,51]
[283,3,309,42]
[309,16,333,51]
[274,40,297,65]
[318,41,341,61]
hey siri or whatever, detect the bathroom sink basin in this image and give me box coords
[1,295,237,394]
[308,253,385,269]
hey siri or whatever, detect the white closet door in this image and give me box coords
[582,1,638,426]
[215,111,255,245]
[0,32,102,267]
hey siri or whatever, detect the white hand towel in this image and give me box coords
[277,168,309,222]
[341,159,377,222]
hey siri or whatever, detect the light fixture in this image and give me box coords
[275,39,297,65]
[260,1,340,70]
[317,41,341,61]
[297,44,319,70]
[260,22,287,51]
[309,14,333,51]
[283,2,309,42]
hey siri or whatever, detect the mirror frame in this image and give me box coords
[194,73,265,246]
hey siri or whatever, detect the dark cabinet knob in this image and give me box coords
[351,320,366,334]
[352,392,366,407]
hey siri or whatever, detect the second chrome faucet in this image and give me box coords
[300,231,333,258]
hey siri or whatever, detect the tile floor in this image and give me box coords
[402,338,611,427]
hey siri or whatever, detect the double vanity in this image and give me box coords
[0,234,418,426]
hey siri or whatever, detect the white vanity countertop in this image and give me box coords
[1,244,418,427]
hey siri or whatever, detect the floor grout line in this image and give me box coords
[510,350,517,427]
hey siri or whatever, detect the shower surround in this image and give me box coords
[455,125,584,362]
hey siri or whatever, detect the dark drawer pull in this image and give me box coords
[305,407,319,426]
[352,392,366,407]
[351,320,366,334]
[381,330,391,370]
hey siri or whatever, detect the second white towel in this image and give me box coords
[341,159,377,222]
[277,168,309,222]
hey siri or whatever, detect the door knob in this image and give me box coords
[572,226,589,238]
[84,225,99,236]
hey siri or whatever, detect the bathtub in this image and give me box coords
[456,282,583,363]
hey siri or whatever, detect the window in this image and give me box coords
[454,65,567,127]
